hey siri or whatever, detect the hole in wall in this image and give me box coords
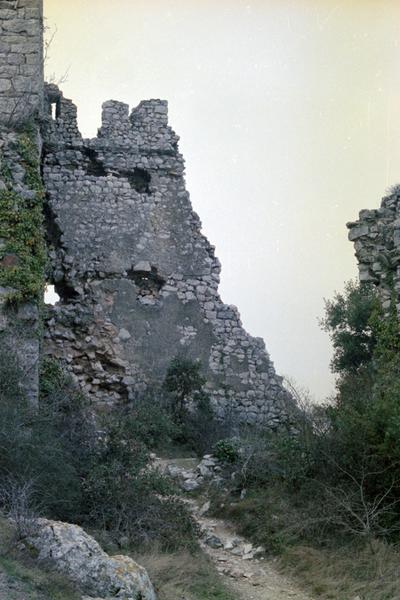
[44,284,60,305]
[83,148,107,177]
[128,266,165,300]
[127,168,151,194]
[51,102,57,120]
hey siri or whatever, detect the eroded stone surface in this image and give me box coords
[28,519,156,600]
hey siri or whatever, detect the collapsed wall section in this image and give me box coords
[347,187,400,313]
[42,85,292,426]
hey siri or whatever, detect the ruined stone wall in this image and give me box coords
[42,85,292,426]
[0,1,44,405]
[0,127,44,405]
[0,0,43,125]
[347,187,400,313]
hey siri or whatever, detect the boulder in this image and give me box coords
[181,478,200,492]
[28,519,156,600]
[205,534,223,549]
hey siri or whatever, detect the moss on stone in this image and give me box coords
[0,129,46,304]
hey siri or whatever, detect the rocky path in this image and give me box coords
[159,456,314,600]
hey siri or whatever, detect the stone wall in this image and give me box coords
[347,187,400,313]
[0,0,43,125]
[42,85,293,426]
[0,1,44,405]
[0,127,43,405]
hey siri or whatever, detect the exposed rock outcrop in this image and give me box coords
[28,519,156,600]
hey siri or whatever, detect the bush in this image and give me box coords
[123,393,180,450]
[0,352,197,551]
[216,282,400,551]
[163,357,205,423]
[82,410,196,550]
[214,439,240,464]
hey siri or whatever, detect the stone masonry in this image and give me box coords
[0,0,44,404]
[41,85,292,426]
[0,0,43,125]
[0,0,293,425]
[347,186,400,313]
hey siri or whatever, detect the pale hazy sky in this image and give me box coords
[43,0,400,400]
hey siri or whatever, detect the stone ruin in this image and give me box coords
[41,84,292,425]
[0,0,294,425]
[0,0,44,404]
[347,186,400,313]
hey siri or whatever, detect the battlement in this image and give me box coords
[0,0,44,125]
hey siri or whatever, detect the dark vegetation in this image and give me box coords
[0,348,238,598]
[0,351,204,553]
[0,128,46,304]
[0,346,234,555]
[210,280,400,598]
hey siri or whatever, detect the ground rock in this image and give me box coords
[28,519,156,600]
[205,534,223,549]
[182,478,200,492]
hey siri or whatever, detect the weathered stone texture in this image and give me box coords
[28,518,157,600]
[42,85,292,426]
[0,0,43,124]
[347,187,400,313]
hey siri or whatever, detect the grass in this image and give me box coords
[281,541,400,600]
[134,550,236,600]
[0,556,80,600]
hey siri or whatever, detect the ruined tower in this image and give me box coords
[41,88,292,425]
[0,0,292,425]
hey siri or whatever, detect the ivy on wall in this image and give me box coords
[0,128,46,304]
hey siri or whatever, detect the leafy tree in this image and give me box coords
[163,358,205,423]
[321,281,379,375]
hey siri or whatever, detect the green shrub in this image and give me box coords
[0,129,46,305]
[0,352,197,550]
[221,282,400,549]
[124,393,180,450]
[163,357,205,423]
[214,439,240,464]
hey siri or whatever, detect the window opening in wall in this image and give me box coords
[51,103,57,120]
[128,168,151,194]
[44,284,60,306]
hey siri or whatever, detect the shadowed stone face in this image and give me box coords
[347,188,400,314]
[41,84,292,426]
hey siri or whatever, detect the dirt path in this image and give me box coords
[191,499,312,600]
[160,457,314,600]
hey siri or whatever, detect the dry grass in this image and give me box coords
[281,540,400,600]
[134,550,236,600]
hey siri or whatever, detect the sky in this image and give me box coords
[43,0,400,400]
